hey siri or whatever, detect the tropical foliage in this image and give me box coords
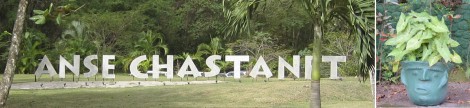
[0,0,373,78]
[121,30,168,73]
[197,37,232,72]
[0,31,11,70]
[385,11,462,72]
[17,32,46,74]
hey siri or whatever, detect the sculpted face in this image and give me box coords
[401,62,449,106]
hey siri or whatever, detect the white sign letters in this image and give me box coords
[34,55,346,80]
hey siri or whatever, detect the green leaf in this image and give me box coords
[424,22,443,33]
[407,53,416,61]
[405,31,423,51]
[33,10,45,14]
[434,39,452,62]
[447,39,459,47]
[388,45,405,57]
[49,3,54,13]
[421,45,432,61]
[428,52,441,66]
[451,51,462,63]
[30,15,46,25]
[396,13,407,33]
[385,37,398,45]
[29,15,42,20]
[424,16,449,33]
[388,27,417,47]
[409,12,430,23]
[56,13,62,25]
[392,61,400,72]
[439,17,450,31]
[413,23,426,30]
[420,29,433,40]
[389,47,410,62]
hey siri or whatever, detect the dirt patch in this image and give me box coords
[377,82,470,107]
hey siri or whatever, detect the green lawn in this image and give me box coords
[4,74,373,108]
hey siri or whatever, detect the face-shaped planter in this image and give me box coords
[401,61,451,106]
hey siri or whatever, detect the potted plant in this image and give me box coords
[385,11,462,106]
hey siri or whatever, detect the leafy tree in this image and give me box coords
[57,21,96,56]
[51,21,98,75]
[0,0,20,32]
[322,32,359,77]
[227,32,292,75]
[78,11,146,56]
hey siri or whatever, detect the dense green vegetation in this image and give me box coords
[1,0,372,78]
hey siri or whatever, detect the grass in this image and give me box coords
[4,74,373,108]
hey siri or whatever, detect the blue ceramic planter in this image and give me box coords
[401,61,452,106]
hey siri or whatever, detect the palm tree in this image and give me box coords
[218,48,234,77]
[216,60,233,81]
[175,52,203,80]
[197,37,226,56]
[196,37,233,77]
[55,21,98,80]
[134,31,169,56]
[224,0,374,107]
[60,21,93,56]
[122,30,169,74]
[0,0,28,106]
[175,52,203,69]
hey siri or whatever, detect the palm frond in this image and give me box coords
[224,0,264,39]
[347,0,375,82]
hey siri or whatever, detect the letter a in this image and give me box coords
[35,55,57,78]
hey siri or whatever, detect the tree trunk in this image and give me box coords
[312,25,322,81]
[310,80,321,108]
[0,0,28,106]
[310,24,322,108]
[369,66,375,100]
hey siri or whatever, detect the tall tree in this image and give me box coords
[0,0,28,106]
[304,0,375,107]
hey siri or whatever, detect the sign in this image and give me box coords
[34,55,346,80]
